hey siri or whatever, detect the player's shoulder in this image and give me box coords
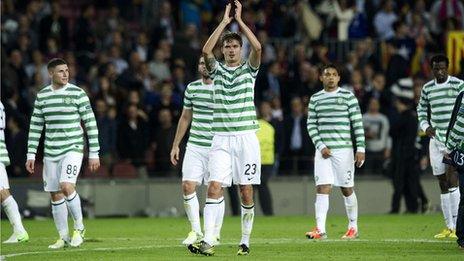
[66,83,84,92]
[36,85,53,97]
[422,79,434,89]
[187,79,203,88]
[449,76,464,85]
[310,90,325,101]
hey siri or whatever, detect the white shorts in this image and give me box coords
[429,139,447,176]
[43,152,83,192]
[208,132,261,186]
[182,145,210,185]
[314,148,354,187]
[0,163,10,190]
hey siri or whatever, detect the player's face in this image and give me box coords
[49,64,69,86]
[320,67,340,90]
[198,58,209,78]
[222,39,241,64]
[431,61,448,83]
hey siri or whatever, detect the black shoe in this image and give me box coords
[198,241,215,256]
[187,243,201,254]
[237,244,250,255]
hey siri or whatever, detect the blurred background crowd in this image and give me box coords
[1,0,464,180]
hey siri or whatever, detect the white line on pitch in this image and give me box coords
[1,238,454,258]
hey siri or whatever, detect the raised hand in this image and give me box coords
[234,0,243,21]
[222,3,233,25]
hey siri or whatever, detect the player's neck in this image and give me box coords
[202,77,212,85]
[226,59,241,67]
[323,86,339,92]
[51,83,66,90]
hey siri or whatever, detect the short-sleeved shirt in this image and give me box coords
[183,79,214,147]
[208,60,260,135]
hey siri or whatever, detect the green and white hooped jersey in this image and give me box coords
[307,88,365,152]
[208,60,259,135]
[27,83,100,161]
[183,79,214,147]
[0,102,10,166]
[417,76,464,144]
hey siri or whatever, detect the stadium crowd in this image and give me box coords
[1,0,464,180]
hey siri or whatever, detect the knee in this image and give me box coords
[0,189,11,202]
[240,185,254,205]
[50,192,64,202]
[182,182,196,195]
[341,187,354,197]
[207,182,223,199]
[60,183,75,197]
[316,185,332,194]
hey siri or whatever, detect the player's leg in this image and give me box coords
[59,152,84,247]
[333,149,358,239]
[430,139,454,238]
[306,149,333,239]
[1,169,28,244]
[456,168,464,248]
[447,166,460,237]
[195,136,230,256]
[234,133,261,255]
[44,159,70,249]
[181,146,206,245]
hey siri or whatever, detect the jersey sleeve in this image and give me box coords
[77,91,100,158]
[417,85,430,132]
[307,97,326,151]
[27,97,45,160]
[347,93,365,153]
[183,86,192,109]
[246,59,260,78]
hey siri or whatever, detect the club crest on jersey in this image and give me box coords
[63,97,73,105]
[337,98,343,104]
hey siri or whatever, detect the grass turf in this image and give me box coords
[1,214,462,260]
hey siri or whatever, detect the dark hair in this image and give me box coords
[430,54,449,67]
[47,58,67,70]
[320,63,339,74]
[221,31,242,46]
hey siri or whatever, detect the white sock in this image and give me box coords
[203,197,222,245]
[343,192,358,230]
[51,198,69,240]
[65,191,84,231]
[2,196,26,234]
[315,194,329,233]
[440,193,453,229]
[449,187,460,230]
[183,192,202,234]
[214,197,225,239]
[240,204,255,247]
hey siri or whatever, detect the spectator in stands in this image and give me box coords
[38,1,68,52]
[256,101,276,216]
[148,49,171,82]
[389,97,420,213]
[117,104,149,178]
[362,98,391,175]
[152,108,177,176]
[95,99,117,173]
[373,0,397,40]
[5,116,28,177]
[282,97,313,175]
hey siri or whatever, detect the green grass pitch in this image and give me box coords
[1,214,462,260]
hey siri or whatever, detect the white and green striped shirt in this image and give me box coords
[183,79,214,147]
[27,83,100,161]
[446,94,464,152]
[0,102,10,166]
[417,76,464,144]
[208,60,259,134]
[307,88,365,152]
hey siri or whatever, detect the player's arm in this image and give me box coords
[26,97,45,174]
[234,0,261,69]
[170,109,193,166]
[202,3,232,72]
[417,85,434,137]
[77,91,100,172]
[307,97,328,157]
[348,94,365,167]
